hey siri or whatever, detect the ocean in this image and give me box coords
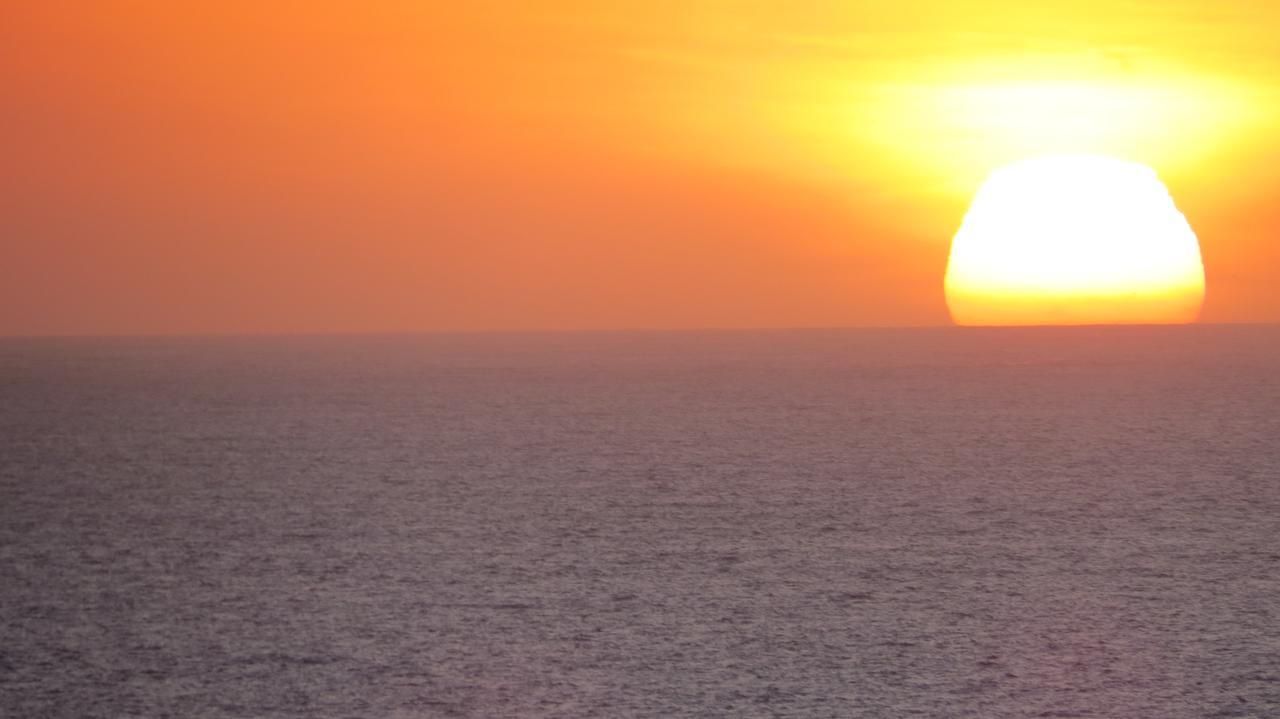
[2,325,1278,717]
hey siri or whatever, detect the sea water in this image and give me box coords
[2,326,1278,717]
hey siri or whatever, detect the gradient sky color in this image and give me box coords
[3,2,1279,334]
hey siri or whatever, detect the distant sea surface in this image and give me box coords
[3,326,1279,718]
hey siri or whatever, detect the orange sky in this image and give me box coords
[2,1,1279,334]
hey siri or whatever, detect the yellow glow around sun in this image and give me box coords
[811,58,1268,198]
[945,155,1205,326]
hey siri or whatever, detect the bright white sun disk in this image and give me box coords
[945,155,1205,326]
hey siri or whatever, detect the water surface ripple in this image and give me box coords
[2,326,1278,717]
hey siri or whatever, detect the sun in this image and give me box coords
[944,155,1205,326]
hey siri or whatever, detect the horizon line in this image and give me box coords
[2,320,1277,341]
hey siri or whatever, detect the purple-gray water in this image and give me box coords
[2,326,1278,717]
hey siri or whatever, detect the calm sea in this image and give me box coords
[2,326,1278,718]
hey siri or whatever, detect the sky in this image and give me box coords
[3,1,1279,334]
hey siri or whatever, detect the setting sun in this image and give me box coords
[945,155,1205,326]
